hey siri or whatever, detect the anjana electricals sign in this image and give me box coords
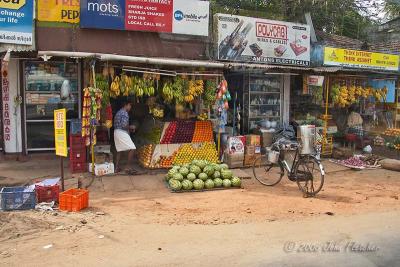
[0,0,33,45]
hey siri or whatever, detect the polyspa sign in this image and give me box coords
[80,0,209,36]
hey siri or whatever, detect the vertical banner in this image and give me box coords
[38,0,80,23]
[0,0,34,45]
[54,109,68,157]
[1,60,11,147]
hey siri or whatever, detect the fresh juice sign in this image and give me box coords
[324,47,400,71]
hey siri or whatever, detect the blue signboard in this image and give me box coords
[369,79,396,103]
[0,0,34,45]
[80,0,125,30]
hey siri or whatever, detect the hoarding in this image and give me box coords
[80,0,209,36]
[0,0,33,45]
[324,47,399,71]
[54,109,68,157]
[38,0,80,23]
[215,14,311,66]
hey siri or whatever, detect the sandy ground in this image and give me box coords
[0,159,400,266]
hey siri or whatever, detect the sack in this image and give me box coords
[381,159,400,172]
[273,123,296,142]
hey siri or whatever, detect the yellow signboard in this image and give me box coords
[0,0,25,9]
[54,109,68,157]
[38,0,80,23]
[324,47,399,71]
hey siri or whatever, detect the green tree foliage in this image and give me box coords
[384,0,400,19]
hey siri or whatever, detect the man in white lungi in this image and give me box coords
[114,102,136,173]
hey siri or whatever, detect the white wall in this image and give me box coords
[2,59,22,153]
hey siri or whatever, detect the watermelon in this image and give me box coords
[168,168,178,179]
[222,179,232,188]
[205,179,215,189]
[179,167,189,177]
[182,163,190,169]
[186,173,196,182]
[193,179,205,190]
[212,163,221,172]
[198,172,208,181]
[165,175,170,181]
[173,173,184,182]
[219,163,229,170]
[213,178,223,187]
[213,171,220,179]
[231,177,241,187]
[181,180,193,190]
[189,165,201,176]
[169,179,182,191]
[197,160,207,170]
[203,165,214,177]
[221,169,233,179]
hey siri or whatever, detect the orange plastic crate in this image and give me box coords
[59,188,89,212]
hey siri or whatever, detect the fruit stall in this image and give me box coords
[86,64,232,171]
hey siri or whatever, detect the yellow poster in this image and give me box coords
[54,109,68,157]
[324,47,399,71]
[38,0,80,23]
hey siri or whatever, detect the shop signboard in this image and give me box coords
[38,0,80,23]
[215,14,311,66]
[80,0,209,36]
[0,0,33,45]
[324,47,400,72]
[54,109,68,157]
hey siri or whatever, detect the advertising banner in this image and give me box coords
[80,0,209,36]
[324,47,400,71]
[215,14,310,66]
[0,0,33,45]
[38,0,80,23]
[54,109,68,157]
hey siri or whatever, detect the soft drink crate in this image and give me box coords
[59,188,89,212]
[70,149,87,162]
[69,134,85,149]
[70,161,87,173]
[35,184,60,203]
[0,186,36,211]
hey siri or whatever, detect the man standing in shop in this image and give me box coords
[114,101,136,174]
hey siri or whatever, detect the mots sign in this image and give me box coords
[0,0,25,9]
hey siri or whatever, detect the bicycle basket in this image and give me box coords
[267,149,280,164]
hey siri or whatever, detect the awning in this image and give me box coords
[37,51,225,69]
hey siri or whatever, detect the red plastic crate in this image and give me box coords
[70,134,86,150]
[59,188,89,212]
[35,185,60,203]
[70,161,87,173]
[70,149,86,162]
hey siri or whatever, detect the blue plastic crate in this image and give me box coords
[0,186,36,211]
[70,119,82,135]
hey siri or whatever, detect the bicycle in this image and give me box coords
[252,139,325,197]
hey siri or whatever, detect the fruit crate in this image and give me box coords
[70,161,87,173]
[70,149,86,162]
[59,188,89,212]
[35,184,60,203]
[70,134,86,151]
[0,186,36,211]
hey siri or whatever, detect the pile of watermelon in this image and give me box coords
[165,160,242,192]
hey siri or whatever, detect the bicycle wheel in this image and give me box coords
[252,154,285,186]
[294,155,325,197]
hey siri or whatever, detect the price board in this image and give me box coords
[54,109,68,157]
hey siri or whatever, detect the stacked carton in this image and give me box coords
[244,135,261,167]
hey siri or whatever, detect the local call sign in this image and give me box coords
[80,0,210,36]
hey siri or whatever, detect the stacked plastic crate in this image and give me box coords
[69,120,87,173]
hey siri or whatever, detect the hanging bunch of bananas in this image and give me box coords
[142,77,155,97]
[331,84,340,104]
[120,74,133,97]
[172,77,185,104]
[347,85,356,103]
[162,82,174,102]
[95,74,110,107]
[374,87,388,102]
[110,76,121,98]
[184,80,204,103]
[338,86,349,107]
[203,80,217,107]
[355,86,363,97]
[150,107,164,118]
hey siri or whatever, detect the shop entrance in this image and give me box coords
[23,61,81,152]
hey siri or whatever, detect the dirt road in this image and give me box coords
[0,161,400,266]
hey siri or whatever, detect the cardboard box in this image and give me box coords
[261,132,274,147]
[246,135,261,146]
[224,152,244,168]
[228,136,246,154]
[255,146,261,154]
[245,145,256,156]
[244,154,256,167]
[88,162,114,176]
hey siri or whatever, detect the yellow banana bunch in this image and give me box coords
[110,76,120,98]
[162,82,174,102]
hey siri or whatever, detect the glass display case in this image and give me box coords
[243,74,283,133]
[24,61,80,150]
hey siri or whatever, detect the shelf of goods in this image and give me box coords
[138,120,218,169]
